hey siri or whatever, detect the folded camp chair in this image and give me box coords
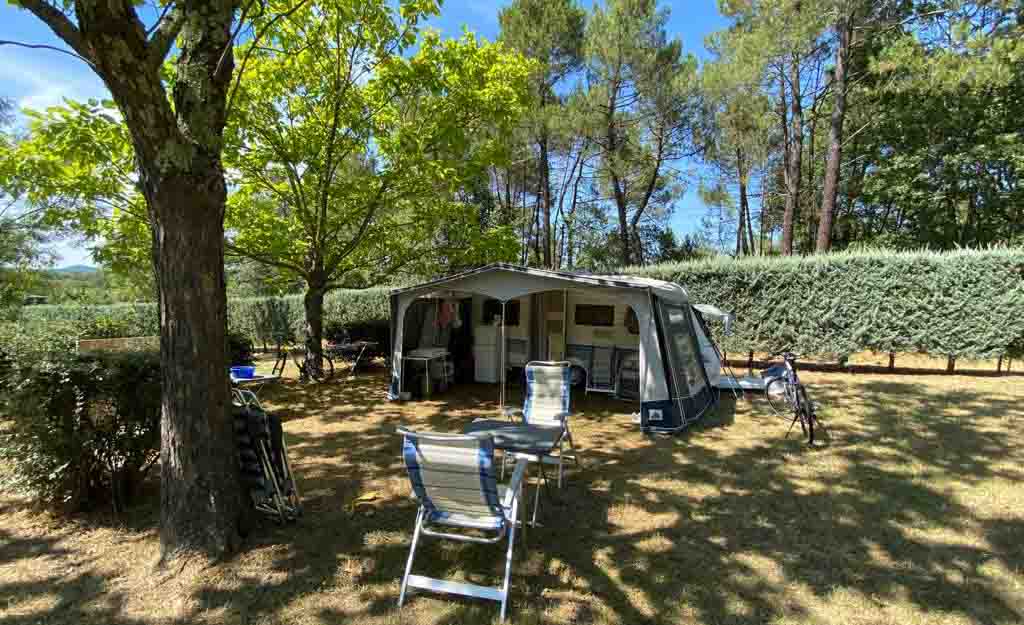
[586,346,616,394]
[397,428,528,622]
[232,389,302,523]
[503,361,581,488]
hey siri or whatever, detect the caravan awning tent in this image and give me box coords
[388,264,723,432]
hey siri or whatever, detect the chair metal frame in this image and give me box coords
[397,428,529,622]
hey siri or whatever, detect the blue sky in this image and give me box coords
[0,1,728,266]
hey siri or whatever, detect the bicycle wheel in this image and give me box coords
[765,378,791,415]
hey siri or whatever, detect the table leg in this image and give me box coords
[531,461,542,526]
[348,344,368,379]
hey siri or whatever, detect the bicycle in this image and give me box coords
[272,342,335,383]
[762,351,825,444]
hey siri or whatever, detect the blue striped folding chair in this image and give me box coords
[397,428,528,622]
[503,361,581,488]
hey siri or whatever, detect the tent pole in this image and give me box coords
[500,300,507,414]
[562,289,568,360]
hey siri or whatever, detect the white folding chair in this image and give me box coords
[586,346,616,394]
[397,428,528,622]
[503,361,581,488]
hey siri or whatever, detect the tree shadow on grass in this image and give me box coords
[150,372,1024,624]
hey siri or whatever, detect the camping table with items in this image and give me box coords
[230,374,280,399]
[327,340,378,379]
[462,419,563,525]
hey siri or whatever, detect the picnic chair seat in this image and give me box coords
[502,361,581,489]
[397,428,528,622]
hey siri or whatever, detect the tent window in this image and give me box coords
[658,301,707,399]
[624,307,639,335]
[575,304,614,327]
[483,299,520,326]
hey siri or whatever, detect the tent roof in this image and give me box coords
[391,263,688,304]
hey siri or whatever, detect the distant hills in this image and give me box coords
[52,265,99,274]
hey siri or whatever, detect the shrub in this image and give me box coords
[227,331,255,365]
[0,348,162,512]
[630,248,1024,359]
[13,250,1023,360]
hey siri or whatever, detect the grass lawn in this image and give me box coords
[1,359,1022,624]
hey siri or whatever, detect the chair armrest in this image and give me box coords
[502,457,530,508]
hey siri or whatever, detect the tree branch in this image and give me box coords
[0,39,95,69]
[15,1,92,62]
[148,3,186,68]
[225,241,306,275]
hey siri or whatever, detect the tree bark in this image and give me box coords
[152,168,242,560]
[303,283,326,380]
[603,74,633,267]
[18,0,246,560]
[736,147,750,256]
[817,15,851,253]
[782,58,803,256]
[538,128,553,268]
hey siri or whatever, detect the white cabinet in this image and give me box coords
[474,325,499,383]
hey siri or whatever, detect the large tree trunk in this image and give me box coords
[782,58,803,256]
[538,129,553,268]
[738,179,751,255]
[152,169,242,561]
[16,1,245,560]
[604,80,633,267]
[817,16,851,253]
[303,283,327,380]
[736,147,750,256]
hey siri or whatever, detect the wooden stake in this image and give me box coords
[946,355,956,374]
[888,352,895,371]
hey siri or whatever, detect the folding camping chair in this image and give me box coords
[586,346,616,394]
[397,428,528,622]
[503,361,581,488]
[232,389,302,523]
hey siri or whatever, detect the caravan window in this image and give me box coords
[483,299,520,326]
[575,304,614,327]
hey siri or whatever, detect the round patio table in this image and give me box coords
[462,419,562,455]
[462,419,563,525]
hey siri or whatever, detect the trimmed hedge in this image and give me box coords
[19,287,391,348]
[630,248,1024,359]
[14,249,1024,359]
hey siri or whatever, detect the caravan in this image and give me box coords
[388,263,735,432]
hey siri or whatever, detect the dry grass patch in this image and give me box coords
[1,358,1023,624]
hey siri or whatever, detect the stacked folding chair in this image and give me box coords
[232,389,302,523]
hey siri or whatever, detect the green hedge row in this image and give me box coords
[630,248,1024,359]
[15,249,1024,359]
[18,287,391,347]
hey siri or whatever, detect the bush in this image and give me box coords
[18,302,159,339]
[0,349,162,512]
[227,331,255,365]
[14,250,1023,360]
[630,248,1024,359]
